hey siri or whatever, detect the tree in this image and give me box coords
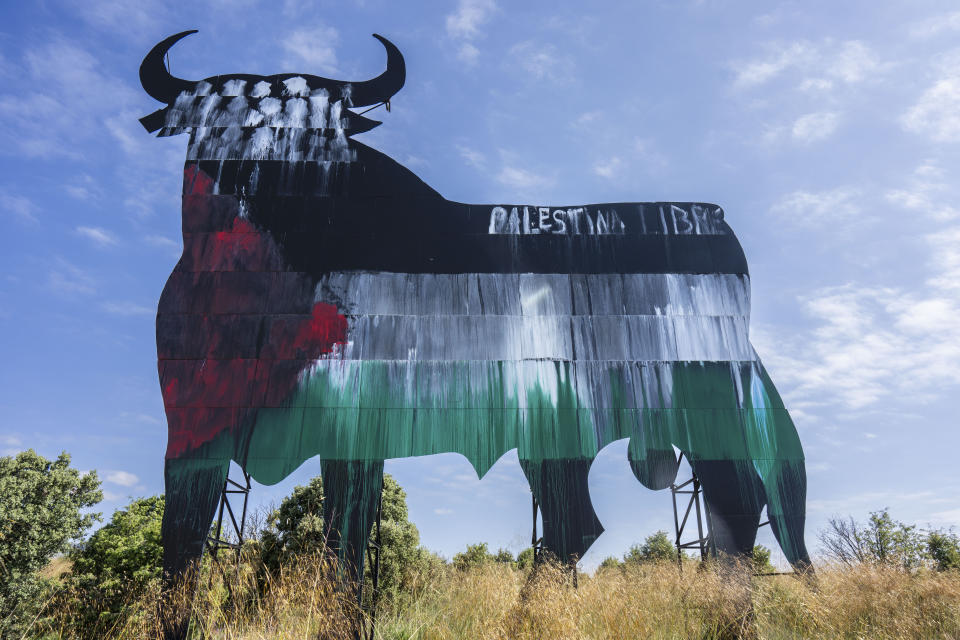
[597,556,622,572]
[260,476,326,570]
[365,475,437,603]
[493,548,515,564]
[819,509,926,570]
[452,542,493,571]
[624,530,676,564]
[751,545,775,574]
[0,450,102,637]
[63,496,164,634]
[258,473,434,607]
[516,547,535,570]
[927,529,960,572]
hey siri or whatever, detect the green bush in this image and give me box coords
[751,544,776,574]
[927,529,960,571]
[516,547,535,570]
[257,473,438,609]
[624,530,676,564]
[0,450,101,638]
[453,542,494,571]
[63,496,164,634]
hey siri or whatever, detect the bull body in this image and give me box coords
[141,32,811,604]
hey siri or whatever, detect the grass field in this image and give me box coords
[38,554,960,640]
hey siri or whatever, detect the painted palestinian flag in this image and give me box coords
[145,32,809,586]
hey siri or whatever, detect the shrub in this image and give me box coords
[63,496,164,635]
[927,529,960,571]
[0,450,101,637]
[624,530,676,564]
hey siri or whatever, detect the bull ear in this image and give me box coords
[139,108,167,133]
[140,30,199,103]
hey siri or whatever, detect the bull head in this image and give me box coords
[138,30,405,136]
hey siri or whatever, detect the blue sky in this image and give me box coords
[2,0,960,570]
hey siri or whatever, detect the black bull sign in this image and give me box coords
[140,30,811,588]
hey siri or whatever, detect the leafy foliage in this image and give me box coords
[365,475,441,603]
[452,542,494,571]
[63,496,164,633]
[751,545,775,574]
[819,509,927,570]
[258,473,439,608]
[493,548,515,564]
[927,529,960,572]
[516,547,535,570]
[0,450,102,637]
[624,530,676,564]
[260,475,326,570]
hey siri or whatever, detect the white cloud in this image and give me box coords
[496,166,552,191]
[926,227,960,291]
[102,301,153,316]
[757,237,960,413]
[885,162,960,221]
[446,0,497,39]
[732,39,882,90]
[770,186,861,227]
[0,435,22,448]
[47,258,96,297]
[434,508,454,515]
[0,189,40,224]
[732,41,817,87]
[507,41,574,83]
[456,144,485,169]
[902,73,960,142]
[457,42,480,65]
[76,226,118,247]
[759,164,960,414]
[282,25,340,74]
[827,41,880,83]
[63,0,164,40]
[65,175,100,201]
[910,11,960,39]
[593,156,622,179]
[145,234,178,248]
[791,111,839,143]
[0,38,139,160]
[105,470,139,487]
[445,0,497,65]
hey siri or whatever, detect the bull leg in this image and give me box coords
[520,458,604,564]
[688,458,765,560]
[160,456,230,640]
[759,460,812,570]
[320,459,384,588]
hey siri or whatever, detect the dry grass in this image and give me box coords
[39,557,72,581]
[374,560,960,640]
[35,556,960,639]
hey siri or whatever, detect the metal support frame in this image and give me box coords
[360,488,383,640]
[531,493,544,562]
[206,469,252,562]
[670,452,713,569]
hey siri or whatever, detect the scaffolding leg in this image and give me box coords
[670,453,712,570]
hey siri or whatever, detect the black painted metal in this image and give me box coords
[360,488,383,640]
[671,452,712,569]
[206,468,252,560]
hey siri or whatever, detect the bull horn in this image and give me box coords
[140,30,199,103]
[345,34,406,107]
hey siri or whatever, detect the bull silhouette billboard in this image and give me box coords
[141,30,811,593]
